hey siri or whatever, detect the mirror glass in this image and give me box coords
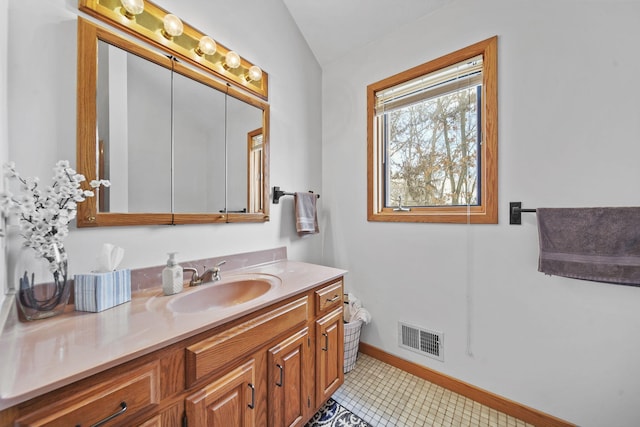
[97,40,173,213]
[77,19,269,227]
[172,70,226,213]
[226,94,264,213]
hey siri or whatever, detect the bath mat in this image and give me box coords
[305,398,373,427]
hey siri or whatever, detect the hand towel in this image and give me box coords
[347,293,371,324]
[295,192,319,235]
[537,207,640,286]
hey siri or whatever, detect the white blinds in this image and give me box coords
[375,55,483,115]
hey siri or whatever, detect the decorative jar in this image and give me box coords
[15,246,70,321]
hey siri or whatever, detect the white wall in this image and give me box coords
[322,0,640,426]
[4,0,324,287]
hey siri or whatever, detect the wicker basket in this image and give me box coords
[343,319,363,373]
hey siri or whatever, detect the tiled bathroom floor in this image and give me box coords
[332,353,534,427]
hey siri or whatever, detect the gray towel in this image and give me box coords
[295,192,319,235]
[537,207,640,286]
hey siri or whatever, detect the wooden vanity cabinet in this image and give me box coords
[2,278,344,427]
[315,308,344,406]
[268,327,313,427]
[314,281,343,314]
[185,359,258,427]
[183,296,309,427]
[314,281,345,407]
[13,361,162,427]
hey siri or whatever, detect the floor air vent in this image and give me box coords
[398,322,444,362]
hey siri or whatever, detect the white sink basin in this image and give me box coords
[167,273,281,313]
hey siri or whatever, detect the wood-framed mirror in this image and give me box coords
[77,18,270,227]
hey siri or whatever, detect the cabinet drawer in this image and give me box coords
[15,361,160,427]
[315,280,343,315]
[186,296,309,387]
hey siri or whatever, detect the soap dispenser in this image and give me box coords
[162,252,184,296]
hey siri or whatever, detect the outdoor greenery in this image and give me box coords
[385,86,480,207]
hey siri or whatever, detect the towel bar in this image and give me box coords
[272,186,320,204]
[510,202,537,225]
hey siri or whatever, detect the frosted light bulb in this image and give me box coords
[196,36,217,56]
[162,14,183,38]
[246,65,263,82]
[120,0,144,17]
[225,51,241,69]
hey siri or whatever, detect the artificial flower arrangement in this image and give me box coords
[0,160,109,318]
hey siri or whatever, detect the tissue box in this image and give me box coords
[74,269,131,312]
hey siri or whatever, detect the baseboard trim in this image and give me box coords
[358,342,574,427]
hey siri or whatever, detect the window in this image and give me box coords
[367,36,497,224]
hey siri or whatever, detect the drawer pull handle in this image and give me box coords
[276,364,284,387]
[326,295,340,303]
[90,401,127,427]
[248,383,255,409]
[322,332,329,351]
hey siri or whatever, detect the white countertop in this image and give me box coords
[0,260,346,411]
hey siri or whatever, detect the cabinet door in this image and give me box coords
[185,359,257,427]
[315,308,344,406]
[268,328,313,427]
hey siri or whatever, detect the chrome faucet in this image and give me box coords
[185,261,226,286]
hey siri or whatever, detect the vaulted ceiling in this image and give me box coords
[281,0,450,66]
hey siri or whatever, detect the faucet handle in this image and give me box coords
[204,260,225,271]
[213,260,226,281]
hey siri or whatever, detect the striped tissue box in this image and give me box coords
[74,269,132,312]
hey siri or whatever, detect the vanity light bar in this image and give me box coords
[79,0,268,100]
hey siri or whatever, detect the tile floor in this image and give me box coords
[332,353,535,427]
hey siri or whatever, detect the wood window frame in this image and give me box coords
[367,36,498,224]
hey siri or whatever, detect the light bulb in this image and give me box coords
[196,36,217,56]
[246,65,262,82]
[224,51,241,69]
[162,14,183,38]
[120,0,144,18]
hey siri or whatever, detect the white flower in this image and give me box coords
[3,162,18,178]
[0,161,110,268]
[90,179,110,188]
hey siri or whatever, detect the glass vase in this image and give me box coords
[15,247,70,321]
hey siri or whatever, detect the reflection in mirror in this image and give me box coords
[97,40,172,213]
[77,18,270,227]
[226,94,264,214]
[248,129,264,213]
[173,71,226,213]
